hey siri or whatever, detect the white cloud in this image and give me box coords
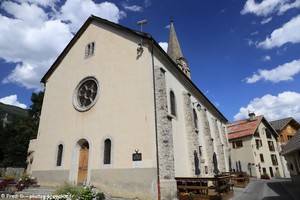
[0,95,27,109]
[245,59,300,83]
[241,0,300,16]
[124,5,143,12]
[0,0,126,90]
[258,15,300,49]
[1,1,48,26]
[159,42,168,52]
[234,91,300,121]
[15,0,59,7]
[261,17,272,24]
[245,38,256,46]
[262,55,271,61]
[241,0,284,16]
[278,0,300,14]
[250,31,259,35]
[60,0,126,32]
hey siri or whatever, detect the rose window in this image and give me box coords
[73,77,99,111]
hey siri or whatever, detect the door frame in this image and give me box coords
[69,138,92,185]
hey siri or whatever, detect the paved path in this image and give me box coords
[232,179,295,200]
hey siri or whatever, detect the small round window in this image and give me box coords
[73,77,99,111]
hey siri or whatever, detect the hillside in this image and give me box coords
[0,102,28,123]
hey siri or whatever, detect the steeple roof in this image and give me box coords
[167,21,184,61]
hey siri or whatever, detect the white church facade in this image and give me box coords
[28,15,230,200]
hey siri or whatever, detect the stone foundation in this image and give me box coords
[32,170,69,186]
[91,168,157,200]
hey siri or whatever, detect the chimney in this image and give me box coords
[248,112,256,121]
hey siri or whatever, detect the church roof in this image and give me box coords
[270,117,300,132]
[167,21,184,62]
[41,15,228,123]
[227,115,278,140]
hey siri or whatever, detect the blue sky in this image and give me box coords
[0,0,300,121]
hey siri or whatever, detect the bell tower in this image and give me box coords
[167,20,191,78]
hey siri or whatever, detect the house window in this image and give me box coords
[260,154,264,162]
[256,139,262,149]
[233,140,243,149]
[287,135,293,140]
[169,90,176,117]
[85,42,95,58]
[56,144,63,166]
[254,131,260,137]
[266,129,272,139]
[269,167,274,177]
[193,109,198,129]
[103,139,111,164]
[271,154,278,165]
[199,146,202,157]
[262,167,266,174]
[268,141,275,151]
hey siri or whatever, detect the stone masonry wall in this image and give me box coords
[198,109,214,176]
[154,66,177,200]
[212,119,226,172]
[220,125,230,171]
[183,92,200,176]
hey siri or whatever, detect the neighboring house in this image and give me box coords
[281,130,300,184]
[227,113,284,179]
[28,16,230,200]
[270,117,300,145]
[270,117,300,178]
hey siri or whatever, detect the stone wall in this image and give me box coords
[91,168,157,200]
[154,66,177,200]
[0,167,25,178]
[32,170,69,186]
[198,109,214,176]
[212,119,226,172]
[183,92,200,176]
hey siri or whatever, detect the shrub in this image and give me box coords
[55,183,105,200]
[16,174,37,191]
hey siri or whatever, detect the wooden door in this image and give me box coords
[77,147,89,185]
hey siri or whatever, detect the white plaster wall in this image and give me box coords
[230,137,256,175]
[252,123,284,177]
[31,21,157,178]
[230,121,284,178]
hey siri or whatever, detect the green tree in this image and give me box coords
[0,91,44,167]
[28,91,44,138]
[1,119,33,167]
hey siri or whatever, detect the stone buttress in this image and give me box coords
[183,93,200,176]
[154,66,177,200]
[198,108,215,176]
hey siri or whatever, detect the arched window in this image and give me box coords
[193,109,198,129]
[56,144,63,166]
[85,44,90,57]
[91,42,95,55]
[85,42,95,58]
[170,90,176,117]
[104,139,111,164]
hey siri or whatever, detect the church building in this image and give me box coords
[27,15,230,200]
